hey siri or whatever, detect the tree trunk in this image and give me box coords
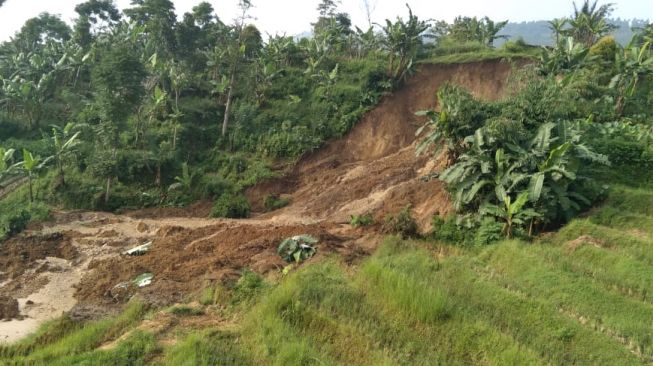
[172,125,178,150]
[105,177,111,204]
[58,160,65,187]
[222,71,236,137]
[28,174,33,203]
[155,164,161,188]
[615,96,624,118]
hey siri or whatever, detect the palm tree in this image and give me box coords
[569,0,615,47]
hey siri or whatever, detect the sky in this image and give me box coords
[0,0,650,41]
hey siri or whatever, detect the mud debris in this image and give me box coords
[0,296,19,320]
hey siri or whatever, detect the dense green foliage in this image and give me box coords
[418,2,653,242]
[0,1,391,220]
[0,0,540,239]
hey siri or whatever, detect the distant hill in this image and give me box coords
[497,18,650,47]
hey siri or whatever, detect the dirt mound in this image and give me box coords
[0,233,77,281]
[248,60,517,229]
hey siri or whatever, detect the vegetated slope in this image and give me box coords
[248,60,517,228]
[0,60,517,341]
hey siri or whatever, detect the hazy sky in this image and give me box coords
[0,0,650,41]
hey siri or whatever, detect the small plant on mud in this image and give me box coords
[383,205,419,238]
[169,305,204,316]
[277,235,318,263]
[350,214,374,228]
[199,286,216,306]
[264,194,290,212]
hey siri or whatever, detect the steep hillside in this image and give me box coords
[248,60,517,227]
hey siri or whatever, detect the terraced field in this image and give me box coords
[2,185,652,365]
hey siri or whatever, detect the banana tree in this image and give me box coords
[609,41,653,117]
[416,84,486,164]
[0,147,16,184]
[538,37,590,75]
[480,191,540,238]
[15,149,52,203]
[253,61,281,106]
[353,26,379,59]
[479,17,508,47]
[51,122,81,186]
[568,0,615,47]
[548,18,568,45]
[379,4,430,81]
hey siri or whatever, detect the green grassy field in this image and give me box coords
[2,184,653,365]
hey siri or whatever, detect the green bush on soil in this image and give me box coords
[264,194,290,212]
[382,206,419,238]
[210,193,251,218]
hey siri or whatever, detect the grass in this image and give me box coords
[0,301,150,364]
[167,306,204,317]
[4,185,653,365]
[422,49,538,65]
[160,330,250,366]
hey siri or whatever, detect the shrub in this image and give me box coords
[588,36,617,63]
[5,210,30,238]
[350,214,374,228]
[431,215,473,245]
[0,201,50,241]
[591,137,653,168]
[383,206,419,238]
[501,38,531,53]
[210,193,251,218]
[198,174,233,200]
[264,194,290,212]
[473,217,504,246]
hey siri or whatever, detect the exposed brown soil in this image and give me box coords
[0,60,517,341]
[0,233,77,282]
[0,296,19,320]
[566,235,607,252]
[247,60,516,229]
[75,220,361,307]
